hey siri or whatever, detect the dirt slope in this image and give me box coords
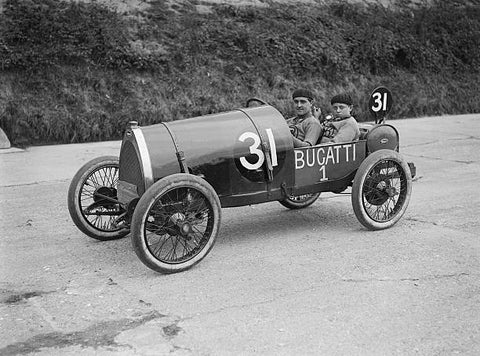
[0,0,400,14]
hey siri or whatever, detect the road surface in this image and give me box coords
[1,114,479,355]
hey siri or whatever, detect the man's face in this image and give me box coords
[332,103,352,119]
[293,97,312,116]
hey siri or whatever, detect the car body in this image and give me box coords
[68,87,415,274]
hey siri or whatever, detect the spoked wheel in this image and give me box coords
[352,150,412,230]
[131,173,221,274]
[279,192,320,210]
[67,156,129,240]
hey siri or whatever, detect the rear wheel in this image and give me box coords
[67,156,129,240]
[279,192,320,210]
[131,174,221,274]
[352,150,412,230]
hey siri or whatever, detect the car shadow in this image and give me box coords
[217,199,358,245]
[83,197,361,276]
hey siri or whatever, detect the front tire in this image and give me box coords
[67,156,129,240]
[279,192,321,210]
[131,174,221,274]
[352,150,412,230]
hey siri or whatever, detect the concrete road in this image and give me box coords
[1,114,479,355]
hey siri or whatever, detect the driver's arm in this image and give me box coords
[293,136,312,148]
[294,120,322,147]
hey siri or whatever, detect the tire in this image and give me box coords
[67,156,129,240]
[352,149,412,230]
[131,173,221,274]
[279,192,321,210]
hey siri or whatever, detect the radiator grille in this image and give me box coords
[119,140,145,195]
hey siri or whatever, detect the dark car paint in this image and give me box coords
[119,106,294,207]
[117,105,402,209]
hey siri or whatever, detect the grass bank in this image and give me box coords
[0,0,479,146]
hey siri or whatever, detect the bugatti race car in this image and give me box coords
[68,87,415,274]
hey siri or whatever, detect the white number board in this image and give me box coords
[368,86,393,122]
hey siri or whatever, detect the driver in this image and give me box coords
[286,88,322,148]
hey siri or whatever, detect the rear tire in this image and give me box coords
[352,150,412,230]
[67,156,129,240]
[279,192,320,210]
[131,174,221,274]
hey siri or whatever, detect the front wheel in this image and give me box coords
[279,192,321,210]
[352,150,412,230]
[67,156,129,240]
[131,174,221,274]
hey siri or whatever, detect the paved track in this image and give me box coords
[1,114,479,355]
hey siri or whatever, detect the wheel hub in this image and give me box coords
[179,222,192,236]
[93,186,117,208]
[385,186,397,197]
[365,175,391,205]
[169,213,192,237]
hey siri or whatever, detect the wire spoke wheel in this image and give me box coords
[352,150,412,230]
[132,174,221,274]
[81,166,122,231]
[362,160,407,221]
[279,192,320,210]
[145,187,214,264]
[68,156,129,240]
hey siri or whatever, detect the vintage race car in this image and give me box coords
[68,87,415,274]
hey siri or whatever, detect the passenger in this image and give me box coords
[287,88,322,148]
[319,93,360,144]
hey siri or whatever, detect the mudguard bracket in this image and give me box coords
[162,122,189,174]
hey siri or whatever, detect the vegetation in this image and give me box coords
[0,0,479,145]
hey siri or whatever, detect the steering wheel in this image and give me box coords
[245,97,268,107]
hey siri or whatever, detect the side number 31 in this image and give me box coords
[238,128,278,170]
